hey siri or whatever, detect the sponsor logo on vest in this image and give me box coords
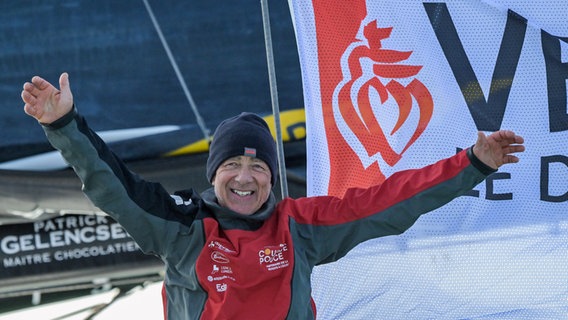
[258,243,289,271]
[212,264,233,275]
[211,251,230,264]
[208,240,236,254]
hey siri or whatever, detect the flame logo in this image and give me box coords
[332,20,433,169]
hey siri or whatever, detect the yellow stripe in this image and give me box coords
[164,108,305,157]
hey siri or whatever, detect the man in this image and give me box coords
[21,73,524,319]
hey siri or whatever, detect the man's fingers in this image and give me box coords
[58,72,71,97]
[21,90,36,104]
[492,130,524,147]
[23,82,38,96]
[502,131,524,145]
[502,134,524,147]
[23,80,48,99]
[59,72,69,88]
[493,130,515,144]
[23,103,38,117]
[505,145,525,154]
[31,75,50,90]
[503,154,520,164]
[476,131,487,148]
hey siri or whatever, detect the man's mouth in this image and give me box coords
[232,189,253,196]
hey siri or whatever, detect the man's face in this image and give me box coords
[212,155,272,215]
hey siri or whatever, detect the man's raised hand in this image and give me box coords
[473,130,525,170]
[21,72,73,124]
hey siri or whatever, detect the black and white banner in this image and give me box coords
[1,214,162,284]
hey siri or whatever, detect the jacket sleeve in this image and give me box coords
[285,148,494,266]
[42,106,194,256]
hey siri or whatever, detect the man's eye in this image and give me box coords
[253,164,267,171]
[224,162,238,168]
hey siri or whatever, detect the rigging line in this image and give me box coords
[142,0,211,141]
[260,0,289,199]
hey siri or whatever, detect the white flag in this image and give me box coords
[289,0,568,318]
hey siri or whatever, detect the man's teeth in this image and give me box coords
[233,189,252,196]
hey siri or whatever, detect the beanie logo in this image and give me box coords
[244,147,257,157]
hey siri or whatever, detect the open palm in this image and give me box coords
[21,73,74,124]
[473,130,525,169]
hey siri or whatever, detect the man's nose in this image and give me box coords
[234,166,253,183]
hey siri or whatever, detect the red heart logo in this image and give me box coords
[334,20,433,169]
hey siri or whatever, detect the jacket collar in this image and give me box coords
[200,188,276,229]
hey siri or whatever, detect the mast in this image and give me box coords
[260,0,289,199]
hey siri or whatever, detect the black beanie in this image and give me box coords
[206,112,278,186]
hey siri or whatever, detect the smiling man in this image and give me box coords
[21,73,524,319]
[206,113,276,215]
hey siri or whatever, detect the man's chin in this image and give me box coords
[228,203,257,216]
